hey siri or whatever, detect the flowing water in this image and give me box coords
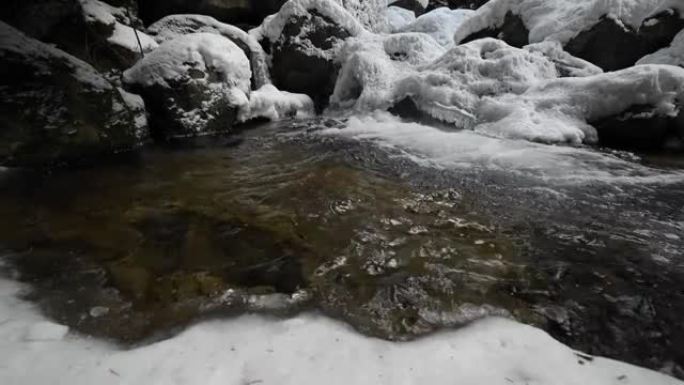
[0,116,683,377]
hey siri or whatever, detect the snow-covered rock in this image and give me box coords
[336,0,391,32]
[476,64,684,146]
[638,29,684,68]
[241,84,315,121]
[147,14,270,89]
[78,0,158,72]
[386,6,416,33]
[332,37,600,129]
[0,0,155,73]
[252,0,365,108]
[0,21,148,167]
[400,7,475,46]
[123,32,252,139]
[453,0,684,71]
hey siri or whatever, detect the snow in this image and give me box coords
[319,112,684,184]
[147,14,270,88]
[453,0,684,46]
[0,275,681,385]
[386,6,416,33]
[331,32,446,111]
[332,37,600,128]
[637,29,684,67]
[251,0,365,44]
[476,64,684,144]
[79,0,157,54]
[24,322,70,342]
[400,7,475,46]
[117,87,149,138]
[0,21,112,91]
[123,32,251,93]
[241,85,315,122]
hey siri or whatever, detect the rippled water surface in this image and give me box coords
[1,117,683,377]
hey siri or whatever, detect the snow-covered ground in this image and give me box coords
[0,273,680,385]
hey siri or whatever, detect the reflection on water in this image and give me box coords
[0,118,683,377]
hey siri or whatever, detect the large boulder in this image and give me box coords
[0,0,156,74]
[453,0,684,71]
[138,0,287,27]
[252,0,364,109]
[0,22,148,167]
[123,32,252,139]
[147,14,270,89]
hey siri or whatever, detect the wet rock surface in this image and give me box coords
[1,119,683,378]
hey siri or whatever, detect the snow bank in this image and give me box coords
[476,64,684,144]
[79,0,157,54]
[637,30,684,67]
[400,7,475,46]
[386,6,416,33]
[147,14,270,88]
[332,37,600,128]
[0,275,681,385]
[240,84,315,121]
[453,0,684,46]
[123,32,251,92]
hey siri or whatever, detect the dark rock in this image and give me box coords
[0,22,148,168]
[591,104,683,152]
[459,11,529,48]
[137,0,287,27]
[426,0,490,11]
[565,11,684,71]
[0,0,153,73]
[390,0,428,15]
[123,33,251,139]
[265,9,356,110]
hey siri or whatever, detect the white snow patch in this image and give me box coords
[453,0,684,46]
[0,274,680,385]
[400,7,475,46]
[242,84,315,121]
[637,29,684,67]
[386,6,416,33]
[23,322,69,342]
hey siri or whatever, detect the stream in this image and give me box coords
[1,116,683,377]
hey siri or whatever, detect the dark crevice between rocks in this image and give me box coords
[426,0,490,12]
[459,11,529,48]
[590,104,684,152]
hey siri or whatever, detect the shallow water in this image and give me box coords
[1,117,683,377]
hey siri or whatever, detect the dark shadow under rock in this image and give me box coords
[591,104,684,152]
[426,0,490,11]
[459,11,529,48]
